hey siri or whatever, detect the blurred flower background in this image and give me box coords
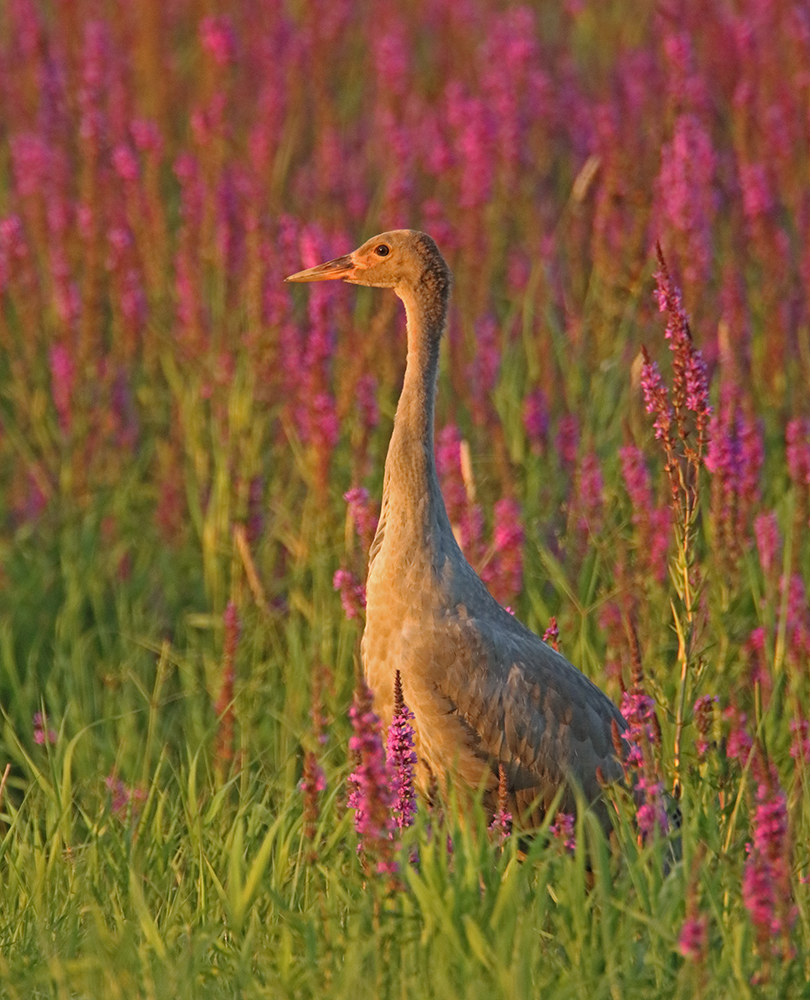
[0,0,808,996]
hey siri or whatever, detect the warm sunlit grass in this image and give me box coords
[0,0,808,996]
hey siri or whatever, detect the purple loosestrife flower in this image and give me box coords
[112,142,139,183]
[10,132,51,200]
[657,113,716,285]
[549,812,576,853]
[372,26,410,101]
[754,510,781,577]
[344,487,379,555]
[662,31,706,111]
[742,759,797,958]
[333,569,366,620]
[724,706,753,766]
[620,690,660,768]
[684,349,711,418]
[466,315,501,426]
[640,351,676,448]
[347,681,397,874]
[619,690,668,837]
[33,712,56,746]
[300,753,327,796]
[105,774,146,822]
[436,424,467,520]
[739,162,772,223]
[386,671,417,832]
[634,776,668,838]
[705,383,763,563]
[131,119,163,156]
[436,424,484,563]
[488,764,512,847]
[542,617,559,652]
[653,247,712,456]
[199,15,236,67]
[445,82,495,211]
[483,498,524,605]
[678,916,708,962]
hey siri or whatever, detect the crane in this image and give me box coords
[286,230,626,827]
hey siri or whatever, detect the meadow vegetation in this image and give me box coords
[0,0,809,996]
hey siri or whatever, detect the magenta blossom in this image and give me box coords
[640,353,674,445]
[724,706,753,766]
[333,569,366,620]
[678,915,708,962]
[549,812,576,853]
[753,510,781,576]
[347,682,397,874]
[33,712,57,746]
[742,762,796,954]
[344,487,379,553]
[105,775,146,821]
[483,497,524,604]
[386,671,417,832]
[542,617,559,651]
[488,764,512,847]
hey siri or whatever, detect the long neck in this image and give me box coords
[382,287,446,532]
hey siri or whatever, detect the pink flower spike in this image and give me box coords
[724,706,753,765]
[549,811,576,852]
[347,681,397,875]
[33,711,57,745]
[754,510,781,576]
[199,15,236,67]
[386,671,417,832]
[344,487,379,552]
[105,774,146,822]
[542,617,559,651]
[333,569,366,620]
[489,764,512,847]
[678,916,708,962]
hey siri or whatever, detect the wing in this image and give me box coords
[424,603,626,810]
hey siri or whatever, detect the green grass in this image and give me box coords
[0,414,807,997]
[1,0,809,994]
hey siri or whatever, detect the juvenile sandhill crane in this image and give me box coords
[286,230,626,826]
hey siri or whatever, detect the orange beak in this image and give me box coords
[284,254,355,283]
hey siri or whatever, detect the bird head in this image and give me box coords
[285,229,450,297]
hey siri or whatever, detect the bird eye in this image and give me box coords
[375,245,390,257]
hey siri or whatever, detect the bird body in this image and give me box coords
[286,230,626,825]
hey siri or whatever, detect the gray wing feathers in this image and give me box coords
[436,609,625,800]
